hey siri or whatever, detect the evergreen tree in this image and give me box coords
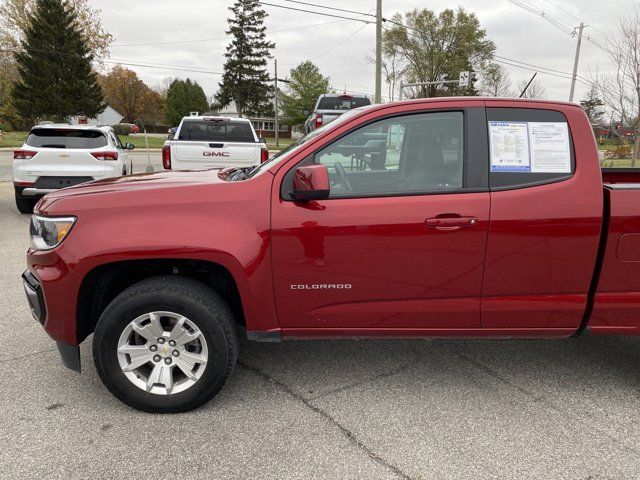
[12,0,104,121]
[165,78,208,126]
[214,0,274,117]
[580,84,605,127]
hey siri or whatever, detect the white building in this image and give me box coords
[69,105,124,126]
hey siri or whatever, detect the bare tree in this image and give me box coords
[366,49,406,101]
[596,7,640,166]
[517,79,546,99]
[479,63,513,97]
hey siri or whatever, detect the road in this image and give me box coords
[2,181,640,479]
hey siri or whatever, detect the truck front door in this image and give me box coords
[271,107,490,334]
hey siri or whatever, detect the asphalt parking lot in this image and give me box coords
[2,167,640,479]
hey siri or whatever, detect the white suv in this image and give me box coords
[13,124,134,213]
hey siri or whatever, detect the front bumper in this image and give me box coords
[22,270,46,324]
[22,269,81,372]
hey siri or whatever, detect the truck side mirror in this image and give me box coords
[292,164,330,201]
[258,137,266,144]
[302,109,310,116]
[125,142,135,150]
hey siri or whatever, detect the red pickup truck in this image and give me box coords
[23,97,640,412]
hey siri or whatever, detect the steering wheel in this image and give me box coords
[334,162,353,191]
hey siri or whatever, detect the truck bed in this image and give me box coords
[589,169,640,334]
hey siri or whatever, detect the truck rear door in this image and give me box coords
[271,104,490,333]
[172,119,261,169]
[481,103,603,333]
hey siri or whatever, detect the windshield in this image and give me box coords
[177,120,256,142]
[248,106,371,178]
[317,96,371,110]
[26,128,107,149]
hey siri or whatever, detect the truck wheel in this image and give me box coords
[93,276,239,413]
[15,191,34,214]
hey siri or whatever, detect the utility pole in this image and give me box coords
[375,0,382,103]
[274,58,279,148]
[569,22,585,103]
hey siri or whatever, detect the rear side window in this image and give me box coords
[177,120,255,142]
[487,108,575,190]
[25,128,107,149]
[317,96,372,110]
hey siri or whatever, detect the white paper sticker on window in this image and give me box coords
[528,122,571,173]
[488,121,531,172]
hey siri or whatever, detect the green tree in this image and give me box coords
[580,84,605,126]
[165,78,208,126]
[479,63,513,97]
[12,0,104,121]
[214,0,274,117]
[280,61,330,126]
[383,7,495,98]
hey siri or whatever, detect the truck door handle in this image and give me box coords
[209,143,223,148]
[425,214,478,230]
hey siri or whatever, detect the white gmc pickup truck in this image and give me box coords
[162,116,268,170]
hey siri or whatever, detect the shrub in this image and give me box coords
[112,123,131,135]
[614,144,632,159]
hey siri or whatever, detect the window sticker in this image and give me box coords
[528,122,571,173]
[488,121,531,172]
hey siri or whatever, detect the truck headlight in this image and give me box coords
[30,215,76,250]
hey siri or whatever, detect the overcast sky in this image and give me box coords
[93,0,632,104]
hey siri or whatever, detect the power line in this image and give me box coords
[259,1,372,24]
[0,48,225,75]
[494,55,589,82]
[508,0,609,54]
[493,57,588,85]
[112,19,345,47]
[312,11,373,60]
[507,0,574,36]
[280,0,374,19]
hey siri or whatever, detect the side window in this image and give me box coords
[111,132,124,149]
[313,111,464,198]
[487,108,575,190]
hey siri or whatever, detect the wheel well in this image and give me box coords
[76,259,245,343]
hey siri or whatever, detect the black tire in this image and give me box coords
[15,191,34,214]
[93,276,239,413]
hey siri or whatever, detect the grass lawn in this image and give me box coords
[266,138,294,150]
[2,131,291,150]
[0,131,28,148]
[119,135,166,149]
[0,131,167,149]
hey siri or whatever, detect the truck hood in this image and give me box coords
[37,169,227,210]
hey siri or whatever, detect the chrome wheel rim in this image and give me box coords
[117,311,208,395]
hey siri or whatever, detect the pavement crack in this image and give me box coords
[311,358,419,401]
[449,348,555,409]
[450,347,640,456]
[238,360,414,480]
[0,347,56,366]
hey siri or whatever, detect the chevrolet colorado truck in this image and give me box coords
[162,115,268,171]
[23,97,640,413]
